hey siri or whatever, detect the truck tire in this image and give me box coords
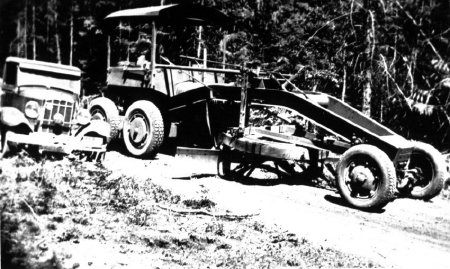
[89,97,121,140]
[336,144,396,210]
[408,141,446,200]
[123,100,164,158]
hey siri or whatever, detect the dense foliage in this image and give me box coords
[0,0,449,150]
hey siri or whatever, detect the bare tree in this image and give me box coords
[361,4,376,117]
[51,0,61,64]
[15,18,22,56]
[32,0,36,60]
[70,0,74,65]
[24,0,28,59]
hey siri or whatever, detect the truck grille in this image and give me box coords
[41,100,75,133]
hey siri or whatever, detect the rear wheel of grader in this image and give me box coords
[407,141,446,200]
[123,100,164,158]
[89,97,121,140]
[336,144,397,210]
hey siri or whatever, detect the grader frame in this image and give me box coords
[93,3,446,210]
[167,69,446,210]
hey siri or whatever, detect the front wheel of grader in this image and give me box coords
[336,144,397,210]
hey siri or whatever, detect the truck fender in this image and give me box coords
[0,107,33,132]
[75,119,111,143]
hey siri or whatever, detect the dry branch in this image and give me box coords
[379,54,412,110]
[157,204,258,220]
[395,0,443,61]
[304,12,356,45]
[20,198,44,231]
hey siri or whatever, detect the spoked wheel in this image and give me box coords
[89,97,121,140]
[123,100,164,158]
[336,144,396,210]
[407,142,446,200]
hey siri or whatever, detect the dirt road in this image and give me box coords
[102,150,450,269]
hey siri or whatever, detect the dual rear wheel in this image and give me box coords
[122,100,164,158]
[89,98,164,158]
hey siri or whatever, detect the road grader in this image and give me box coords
[88,3,446,210]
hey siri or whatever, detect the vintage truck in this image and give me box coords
[90,3,446,210]
[0,57,110,161]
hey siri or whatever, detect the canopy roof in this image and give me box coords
[104,4,231,26]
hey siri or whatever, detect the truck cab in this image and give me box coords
[1,57,110,160]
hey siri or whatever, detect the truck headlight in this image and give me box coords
[76,108,90,126]
[25,101,40,119]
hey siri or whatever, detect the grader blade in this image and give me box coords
[173,147,220,176]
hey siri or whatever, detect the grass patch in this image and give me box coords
[1,152,380,268]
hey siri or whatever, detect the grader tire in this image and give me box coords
[89,97,121,140]
[336,144,397,210]
[408,141,446,200]
[123,100,164,158]
[217,146,232,179]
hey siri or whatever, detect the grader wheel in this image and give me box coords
[336,144,397,209]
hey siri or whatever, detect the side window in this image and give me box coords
[3,62,18,85]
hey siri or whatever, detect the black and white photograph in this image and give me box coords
[0,0,449,268]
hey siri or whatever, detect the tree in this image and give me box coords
[0,0,448,150]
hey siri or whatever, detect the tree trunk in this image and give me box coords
[24,0,28,59]
[16,18,21,56]
[341,67,347,102]
[32,1,36,60]
[46,1,50,46]
[107,36,111,68]
[362,7,375,117]
[70,1,74,66]
[54,12,61,64]
[256,0,263,11]
[362,69,372,116]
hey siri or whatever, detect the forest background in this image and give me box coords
[0,0,449,151]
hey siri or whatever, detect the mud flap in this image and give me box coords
[75,120,111,142]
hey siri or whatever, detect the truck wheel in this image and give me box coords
[123,100,164,158]
[407,141,445,200]
[89,97,121,140]
[336,144,396,210]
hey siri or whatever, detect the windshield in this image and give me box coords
[110,23,224,67]
[110,22,153,66]
[17,67,81,94]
